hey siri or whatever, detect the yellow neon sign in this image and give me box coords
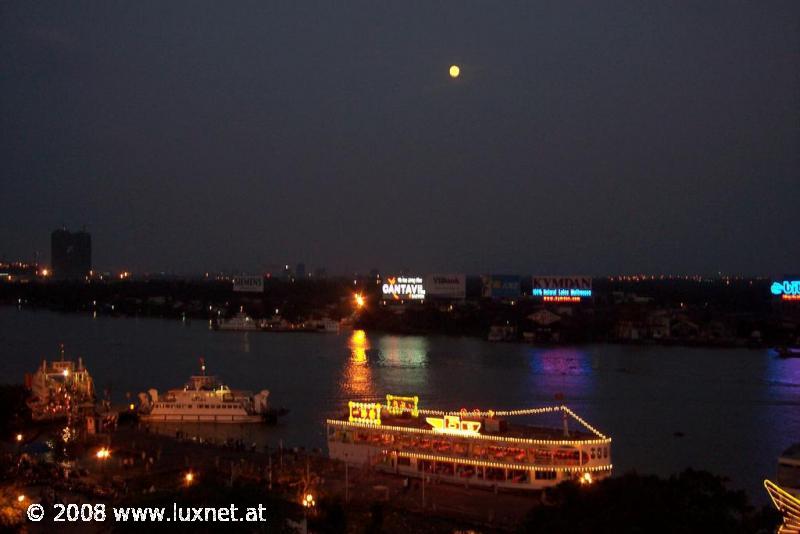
[765,479,800,533]
[386,394,419,417]
[426,414,481,435]
[348,401,381,425]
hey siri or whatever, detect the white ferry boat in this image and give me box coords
[137,361,281,423]
[216,309,260,331]
[25,348,95,422]
[327,395,612,490]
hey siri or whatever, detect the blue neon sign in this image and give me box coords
[771,280,800,296]
[531,288,593,297]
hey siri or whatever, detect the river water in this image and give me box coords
[1,307,798,503]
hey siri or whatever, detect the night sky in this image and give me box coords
[1,2,797,275]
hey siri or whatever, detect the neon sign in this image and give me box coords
[425,415,481,435]
[532,276,592,301]
[543,296,582,302]
[386,394,419,417]
[771,280,800,301]
[348,401,382,425]
[382,276,426,300]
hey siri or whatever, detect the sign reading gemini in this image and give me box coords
[232,276,264,293]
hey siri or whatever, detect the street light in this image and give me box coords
[15,433,22,443]
[96,448,110,460]
[302,493,315,508]
[184,471,195,485]
[17,495,25,503]
[354,293,365,309]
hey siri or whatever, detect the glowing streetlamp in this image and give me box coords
[580,472,593,485]
[15,433,22,443]
[95,447,110,460]
[17,494,25,503]
[354,293,365,309]
[184,471,195,485]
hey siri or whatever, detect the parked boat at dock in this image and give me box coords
[327,394,612,491]
[215,309,260,331]
[25,346,95,422]
[137,360,285,423]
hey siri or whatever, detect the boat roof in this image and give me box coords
[378,413,597,441]
[330,403,609,444]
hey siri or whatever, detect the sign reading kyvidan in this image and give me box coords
[532,276,592,302]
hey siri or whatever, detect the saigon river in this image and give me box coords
[1,306,798,503]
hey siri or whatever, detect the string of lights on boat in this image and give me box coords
[415,405,608,440]
[327,418,612,447]
[384,450,613,473]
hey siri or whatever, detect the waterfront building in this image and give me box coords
[51,227,91,280]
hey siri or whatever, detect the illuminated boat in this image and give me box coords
[137,360,283,423]
[765,480,800,534]
[25,347,95,422]
[327,395,612,490]
[215,309,260,331]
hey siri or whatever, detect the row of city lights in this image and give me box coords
[93,446,196,486]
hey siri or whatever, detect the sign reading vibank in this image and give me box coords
[382,276,426,301]
[424,274,466,299]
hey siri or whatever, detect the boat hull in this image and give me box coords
[140,413,263,424]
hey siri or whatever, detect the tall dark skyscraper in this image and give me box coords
[51,228,91,280]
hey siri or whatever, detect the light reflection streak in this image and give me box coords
[527,348,595,400]
[342,330,373,397]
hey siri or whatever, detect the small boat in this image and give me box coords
[776,347,800,359]
[137,360,286,424]
[216,309,260,331]
[25,346,95,422]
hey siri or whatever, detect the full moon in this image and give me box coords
[449,65,460,78]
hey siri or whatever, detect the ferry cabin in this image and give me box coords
[139,375,264,423]
[142,397,262,423]
[327,409,612,490]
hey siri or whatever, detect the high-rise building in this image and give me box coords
[51,228,91,280]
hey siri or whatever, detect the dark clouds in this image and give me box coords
[1,1,797,275]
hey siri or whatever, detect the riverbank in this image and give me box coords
[4,422,538,531]
[2,273,797,349]
[2,423,780,532]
